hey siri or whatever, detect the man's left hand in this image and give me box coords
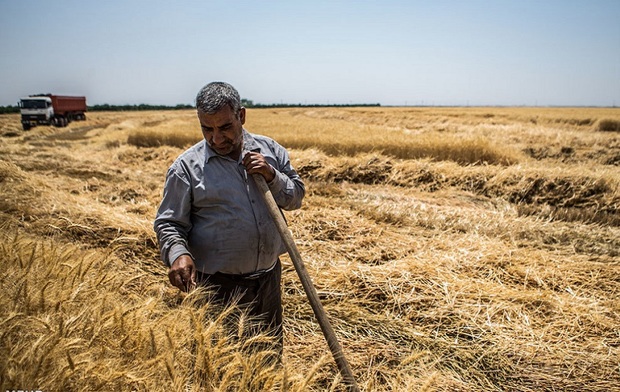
[243,152,276,182]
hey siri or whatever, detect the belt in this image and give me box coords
[217,270,265,281]
[211,261,278,281]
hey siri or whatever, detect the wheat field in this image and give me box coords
[1,107,619,391]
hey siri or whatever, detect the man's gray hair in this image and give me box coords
[195,82,242,114]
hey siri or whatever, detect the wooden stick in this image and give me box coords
[252,174,360,392]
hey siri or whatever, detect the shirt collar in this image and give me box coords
[242,129,261,153]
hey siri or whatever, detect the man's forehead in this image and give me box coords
[197,106,236,124]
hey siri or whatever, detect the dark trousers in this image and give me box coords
[195,259,283,353]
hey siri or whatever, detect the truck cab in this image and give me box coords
[19,96,54,130]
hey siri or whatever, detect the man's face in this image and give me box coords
[197,105,245,158]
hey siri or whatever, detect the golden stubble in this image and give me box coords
[0,106,619,391]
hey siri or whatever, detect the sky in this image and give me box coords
[1,0,619,107]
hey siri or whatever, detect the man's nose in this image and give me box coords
[212,129,225,144]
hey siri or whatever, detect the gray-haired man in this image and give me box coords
[154,81,305,346]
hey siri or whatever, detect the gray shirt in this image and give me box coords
[154,129,305,275]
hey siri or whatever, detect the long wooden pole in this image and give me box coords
[252,174,360,392]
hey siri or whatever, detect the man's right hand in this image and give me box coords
[168,254,196,292]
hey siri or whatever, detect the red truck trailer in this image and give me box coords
[19,94,87,130]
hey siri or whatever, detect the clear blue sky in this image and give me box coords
[1,0,619,106]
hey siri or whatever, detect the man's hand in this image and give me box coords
[168,254,196,292]
[243,152,276,183]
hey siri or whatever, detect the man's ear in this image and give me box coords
[239,107,246,125]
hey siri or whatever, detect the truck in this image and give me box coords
[19,94,87,130]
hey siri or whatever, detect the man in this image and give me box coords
[154,81,305,346]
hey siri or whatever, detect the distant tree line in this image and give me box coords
[88,104,194,111]
[241,98,380,108]
[0,105,19,114]
[0,101,380,114]
[0,104,195,113]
